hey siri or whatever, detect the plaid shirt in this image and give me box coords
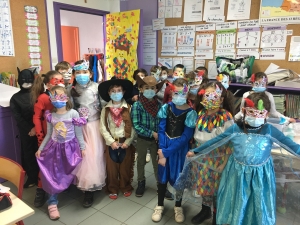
[131,101,162,138]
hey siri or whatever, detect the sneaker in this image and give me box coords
[123,192,132,197]
[109,194,118,199]
[82,191,94,208]
[48,205,60,220]
[165,188,174,200]
[174,206,185,223]
[152,205,164,222]
[135,180,145,197]
[34,188,46,208]
[134,152,138,162]
[146,149,151,163]
[191,205,211,224]
[193,190,201,198]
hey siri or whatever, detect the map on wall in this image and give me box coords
[260,0,300,25]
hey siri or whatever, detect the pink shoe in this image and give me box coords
[48,205,60,220]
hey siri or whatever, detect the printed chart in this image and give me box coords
[236,28,261,48]
[216,31,236,49]
[261,29,287,48]
[196,33,214,49]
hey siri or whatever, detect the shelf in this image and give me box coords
[229,83,300,94]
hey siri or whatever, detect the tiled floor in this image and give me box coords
[3,160,299,225]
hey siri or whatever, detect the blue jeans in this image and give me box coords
[109,147,126,163]
[47,194,58,206]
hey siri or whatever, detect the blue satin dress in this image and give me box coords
[185,123,300,225]
[157,103,197,186]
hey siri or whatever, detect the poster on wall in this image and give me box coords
[105,10,140,80]
[183,0,203,22]
[227,0,251,20]
[203,0,225,21]
[260,0,300,25]
[0,0,15,56]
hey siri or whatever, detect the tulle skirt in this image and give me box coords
[73,120,106,191]
[37,138,82,195]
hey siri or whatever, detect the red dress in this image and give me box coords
[163,85,172,104]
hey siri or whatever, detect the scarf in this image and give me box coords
[109,107,124,127]
[139,94,159,118]
[197,108,233,132]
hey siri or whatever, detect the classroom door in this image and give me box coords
[61,26,80,64]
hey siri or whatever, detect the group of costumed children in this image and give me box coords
[9,60,300,225]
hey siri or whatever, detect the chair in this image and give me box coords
[0,156,26,225]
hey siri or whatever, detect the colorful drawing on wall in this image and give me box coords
[105,10,140,80]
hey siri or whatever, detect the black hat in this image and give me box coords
[17,67,36,87]
[98,78,133,102]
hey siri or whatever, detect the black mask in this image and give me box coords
[17,67,35,89]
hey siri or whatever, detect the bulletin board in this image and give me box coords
[158,0,300,74]
[0,0,50,75]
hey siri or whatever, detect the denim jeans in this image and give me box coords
[47,193,58,206]
[109,147,126,163]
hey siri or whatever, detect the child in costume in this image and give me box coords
[10,68,39,188]
[178,92,300,225]
[235,72,296,123]
[36,86,85,220]
[69,60,106,207]
[189,82,235,225]
[31,70,64,207]
[55,61,72,87]
[156,66,169,103]
[152,78,197,223]
[150,65,162,81]
[126,68,148,105]
[99,78,136,199]
[163,64,186,104]
[131,76,172,200]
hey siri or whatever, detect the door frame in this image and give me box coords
[52,2,109,64]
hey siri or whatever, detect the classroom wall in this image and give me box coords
[45,0,120,68]
[120,0,158,73]
[60,10,104,58]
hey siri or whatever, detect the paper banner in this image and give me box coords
[27,40,40,46]
[25,13,38,20]
[28,52,42,59]
[26,20,39,26]
[24,5,38,13]
[30,59,42,65]
[27,33,40,39]
[28,46,41,52]
[27,27,39,33]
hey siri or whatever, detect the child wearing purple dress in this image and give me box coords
[36,86,86,220]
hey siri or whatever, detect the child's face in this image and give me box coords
[173,68,184,78]
[137,72,145,79]
[160,70,168,77]
[47,74,64,89]
[74,69,92,78]
[252,78,266,88]
[172,85,187,98]
[109,86,124,95]
[140,85,157,93]
[200,86,223,110]
[58,69,67,75]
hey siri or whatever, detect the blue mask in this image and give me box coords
[245,116,265,127]
[222,82,229,90]
[143,90,156,99]
[110,92,123,102]
[189,88,198,96]
[172,95,186,106]
[76,74,90,86]
[51,101,66,109]
[252,87,266,93]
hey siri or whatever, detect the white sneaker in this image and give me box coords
[146,153,151,163]
[174,206,185,223]
[193,190,201,198]
[134,152,138,162]
[152,205,164,222]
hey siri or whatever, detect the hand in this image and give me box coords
[132,95,138,102]
[81,150,86,157]
[157,149,164,159]
[121,143,128,149]
[216,163,226,173]
[186,151,195,157]
[152,132,158,140]
[289,118,296,123]
[35,150,42,158]
[110,142,119,150]
[28,127,36,136]
[158,157,166,167]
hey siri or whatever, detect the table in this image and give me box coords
[0,188,34,225]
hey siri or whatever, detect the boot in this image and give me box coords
[212,208,216,225]
[191,204,211,224]
[83,191,94,208]
[34,188,46,207]
[135,180,146,197]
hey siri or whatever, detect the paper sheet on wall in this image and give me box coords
[216,29,237,49]
[289,36,300,61]
[195,49,214,59]
[183,0,203,22]
[144,53,157,65]
[0,0,15,56]
[143,26,156,39]
[173,57,183,66]
[227,0,251,20]
[182,57,194,72]
[195,59,205,68]
[158,57,173,69]
[143,39,156,53]
[260,26,287,48]
[161,47,177,56]
[236,27,260,49]
[196,32,214,49]
[203,0,225,21]
[162,32,177,47]
[207,61,218,79]
[152,18,165,30]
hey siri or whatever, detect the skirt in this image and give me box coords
[37,137,82,195]
[73,120,106,191]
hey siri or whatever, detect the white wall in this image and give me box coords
[60,10,104,58]
[45,0,120,68]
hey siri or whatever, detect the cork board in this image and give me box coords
[158,0,300,74]
[0,0,50,75]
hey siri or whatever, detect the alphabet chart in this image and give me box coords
[0,0,14,56]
